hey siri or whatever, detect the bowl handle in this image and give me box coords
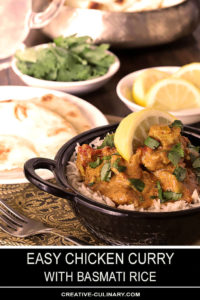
[24,158,75,201]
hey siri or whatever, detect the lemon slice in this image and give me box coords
[132,69,170,107]
[173,62,200,89]
[114,108,175,161]
[145,78,200,110]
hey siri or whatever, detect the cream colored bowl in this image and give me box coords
[116,66,200,125]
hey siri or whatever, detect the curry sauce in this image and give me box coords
[76,121,200,208]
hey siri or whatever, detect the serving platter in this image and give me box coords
[0,86,108,184]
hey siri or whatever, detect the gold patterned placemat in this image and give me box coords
[0,182,102,246]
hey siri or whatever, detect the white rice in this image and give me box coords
[66,138,200,212]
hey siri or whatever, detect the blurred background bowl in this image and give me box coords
[116,66,200,124]
[36,0,200,48]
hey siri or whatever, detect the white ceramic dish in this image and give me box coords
[116,66,200,125]
[0,86,108,184]
[11,44,120,94]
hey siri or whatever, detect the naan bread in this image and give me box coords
[0,135,37,171]
[0,100,77,159]
[31,94,91,134]
[0,94,94,171]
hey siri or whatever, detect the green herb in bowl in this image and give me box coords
[15,35,115,82]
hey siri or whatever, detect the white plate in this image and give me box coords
[0,86,108,184]
[116,66,200,125]
[11,44,120,94]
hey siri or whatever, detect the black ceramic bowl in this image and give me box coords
[24,124,200,245]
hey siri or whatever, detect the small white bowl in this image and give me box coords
[12,44,120,94]
[116,66,200,125]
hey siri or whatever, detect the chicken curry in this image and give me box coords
[76,120,200,209]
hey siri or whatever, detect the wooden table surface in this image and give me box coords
[1,25,200,122]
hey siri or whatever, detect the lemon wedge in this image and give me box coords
[132,69,170,107]
[173,62,200,89]
[145,78,200,110]
[114,108,175,161]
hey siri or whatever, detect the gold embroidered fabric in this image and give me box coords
[0,182,102,246]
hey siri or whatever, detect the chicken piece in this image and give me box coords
[148,125,181,150]
[140,171,158,208]
[76,144,101,176]
[84,163,102,185]
[126,148,143,178]
[153,170,182,193]
[93,176,141,206]
[101,146,118,157]
[141,146,170,171]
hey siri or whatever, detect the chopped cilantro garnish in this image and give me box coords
[156,181,182,202]
[173,166,186,182]
[100,162,112,182]
[192,157,200,168]
[168,143,184,166]
[102,155,111,160]
[88,182,95,187]
[188,144,200,162]
[89,157,102,168]
[144,136,160,149]
[188,144,200,154]
[157,181,163,202]
[195,168,200,176]
[98,134,115,149]
[112,158,126,172]
[170,120,183,130]
[129,178,145,192]
[150,195,158,199]
[162,191,182,201]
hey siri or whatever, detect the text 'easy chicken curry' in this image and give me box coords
[76,120,200,209]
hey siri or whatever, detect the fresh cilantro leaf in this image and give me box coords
[170,120,183,130]
[150,195,158,199]
[193,157,200,168]
[173,166,186,182]
[89,157,102,168]
[162,191,182,201]
[156,181,182,202]
[112,158,126,172]
[16,35,115,82]
[157,181,163,202]
[54,35,91,48]
[129,178,145,192]
[188,144,200,154]
[144,136,160,149]
[101,162,112,182]
[102,155,111,160]
[168,143,184,166]
[98,134,115,149]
